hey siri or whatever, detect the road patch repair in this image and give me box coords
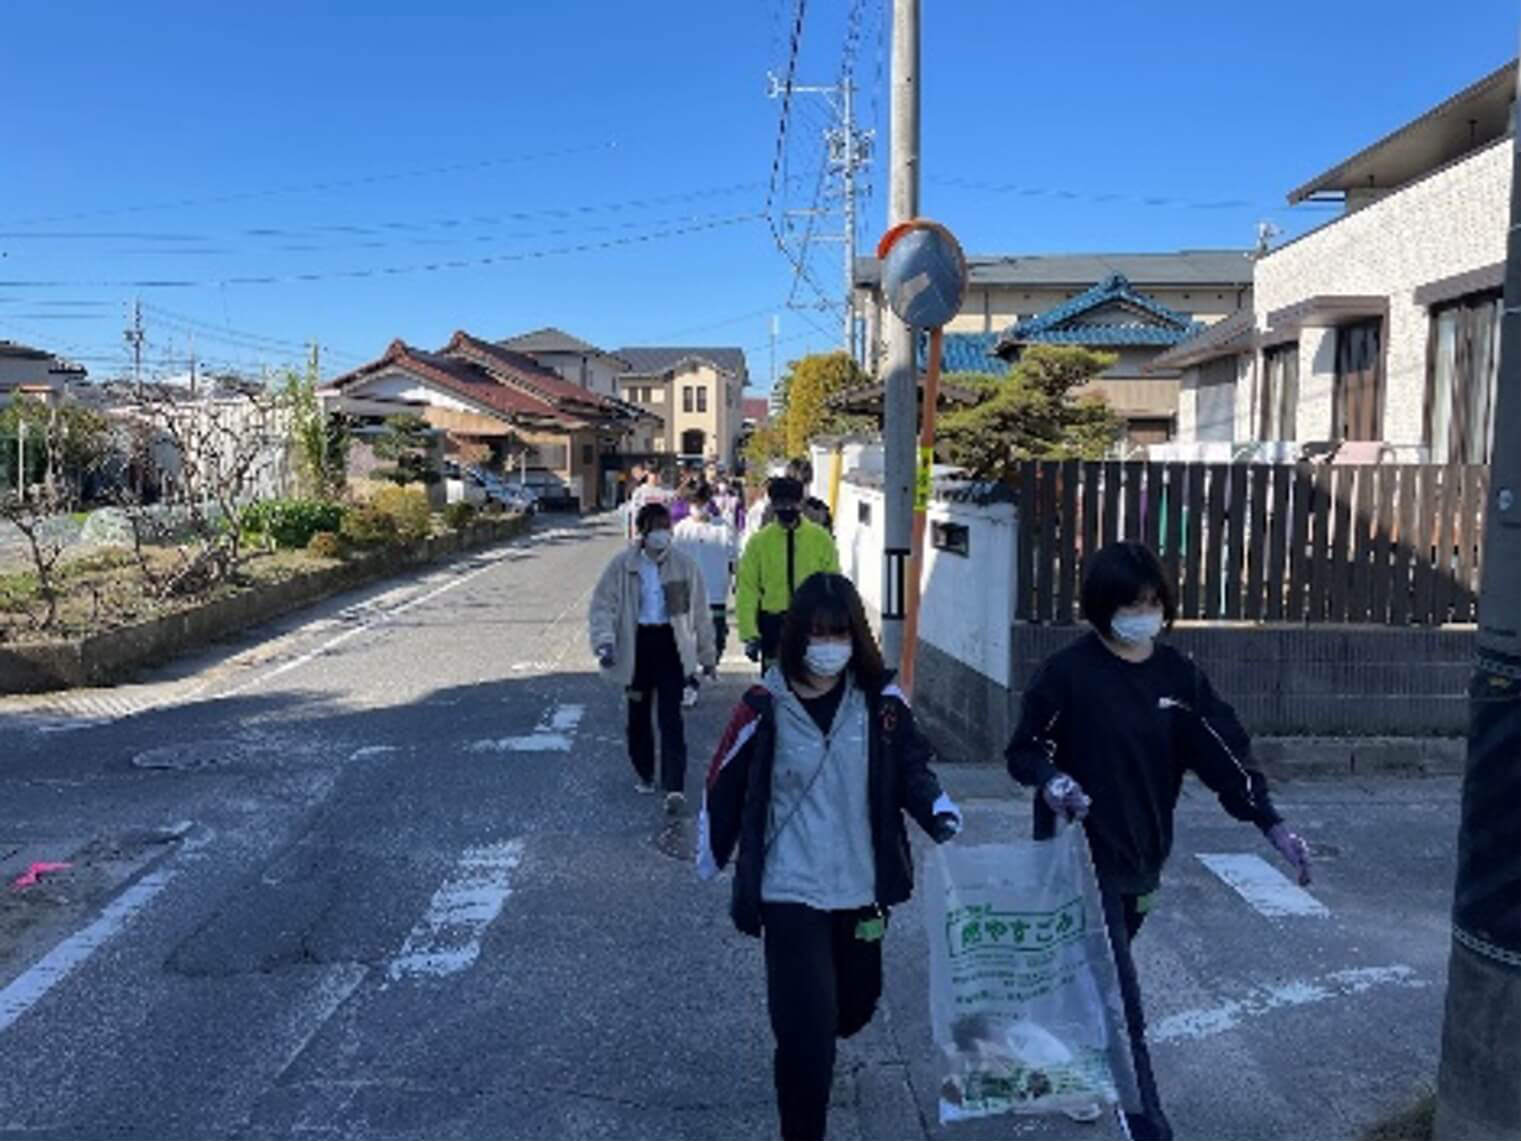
[0,823,197,1035]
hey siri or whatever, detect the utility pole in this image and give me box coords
[839,75,859,359]
[124,298,144,400]
[767,69,873,360]
[879,0,920,666]
[1433,42,1521,1141]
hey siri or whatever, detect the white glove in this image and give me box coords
[1042,774,1091,823]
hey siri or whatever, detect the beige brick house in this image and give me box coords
[611,347,749,470]
[1164,59,1513,462]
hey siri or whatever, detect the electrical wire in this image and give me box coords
[0,211,765,291]
[1,140,621,228]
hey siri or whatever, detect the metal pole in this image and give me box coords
[899,325,942,696]
[1433,51,1521,1141]
[842,76,857,359]
[880,0,919,666]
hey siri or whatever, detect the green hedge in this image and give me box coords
[243,499,345,549]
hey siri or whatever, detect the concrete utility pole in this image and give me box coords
[1433,43,1521,1141]
[125,298,144,400]
[879,0,920,666]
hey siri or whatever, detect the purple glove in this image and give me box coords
[1042,775,1091,823]
[1268,823,1313,886]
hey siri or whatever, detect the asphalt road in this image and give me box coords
[0,515,1458,1140]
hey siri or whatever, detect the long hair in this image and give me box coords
[778,572,888,692]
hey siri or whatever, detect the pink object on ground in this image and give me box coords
[11,862,73,890]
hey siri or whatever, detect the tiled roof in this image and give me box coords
[855,250,1253,289]
[919,331,1003,374]
[498,327,606,356]
[1147,308,1255,371]
[614,346,748,377]
[995,274,1202,355]
[331,341,569,424]
[0,340,52,360]
[445,331,631,422]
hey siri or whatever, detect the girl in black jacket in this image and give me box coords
[698,572,960,1141]
[1006,542,1314,1141]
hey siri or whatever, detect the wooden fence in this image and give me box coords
[1013,460,1488,626]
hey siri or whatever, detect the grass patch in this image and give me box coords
[1361,1089,1435,1141]
[0,545,344,644]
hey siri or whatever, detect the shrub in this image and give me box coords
[340,505,398,546]
[243,499,345,550]
[369,485,431,542]
[443,501,477,530]
[306,531,343,559]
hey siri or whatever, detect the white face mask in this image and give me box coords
[643,529,672,553]
[1110,609,1164,645]
[804,640,853,678]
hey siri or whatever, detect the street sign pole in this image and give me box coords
[877,220,967,698]
[880,0,920,667]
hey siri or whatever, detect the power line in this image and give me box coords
[0,212,766,290]
[928,174,1343,213]
[1,140,621,228]
[0,178,794,249]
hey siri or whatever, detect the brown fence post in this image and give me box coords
[1245,465,1269,621]
[1287,464,1312,621]
[1057,459,1079,623]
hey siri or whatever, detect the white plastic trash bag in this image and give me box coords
[925,827,1139,1123]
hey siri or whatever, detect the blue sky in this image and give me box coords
[0,0,1514,390]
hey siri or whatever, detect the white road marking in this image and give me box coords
[270,962,370,1081]
[468,703,583,753]
[1150,965,1426,1044]
[1197,852,1330,917]
[386,840,524,980]
[0,867,178,1035]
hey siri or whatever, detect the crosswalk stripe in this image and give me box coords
[386,840,524,981]
[1197,852,1329,918]
[1150,965,1425,1044]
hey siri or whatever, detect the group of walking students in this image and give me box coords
[589,473,1314,1141]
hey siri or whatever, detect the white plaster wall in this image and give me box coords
[835,476,1015,687]
[1254,139,1509,447]
[351,369,480,416]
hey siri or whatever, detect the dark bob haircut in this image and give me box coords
[635,502,672,534]
[778,572,888,691]
[1080,541,1177,638]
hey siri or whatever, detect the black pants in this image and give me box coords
[761,902,884,1141]
[626,624,687,793]
[1102,888,1173,1141]
[710,604,729,662]
[757,610,785,675]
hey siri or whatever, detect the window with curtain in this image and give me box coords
[1426,291,1501,464]
[696,386,708,413]
[682,386,694,413]
[1259,343,1299,440]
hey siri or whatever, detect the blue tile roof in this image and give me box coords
[917,331,1004,373]
[995,273,1202,351]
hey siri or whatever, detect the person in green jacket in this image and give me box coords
[736,476,841,672]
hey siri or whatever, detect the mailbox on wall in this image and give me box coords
[931,520,970,557]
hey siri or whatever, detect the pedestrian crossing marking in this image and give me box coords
[1196,852,1330,917]
[386,840,524,981]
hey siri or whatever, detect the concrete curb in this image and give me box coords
[931,735,1466,789]
[0,513,530,695]
[1255,735,1466,778]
